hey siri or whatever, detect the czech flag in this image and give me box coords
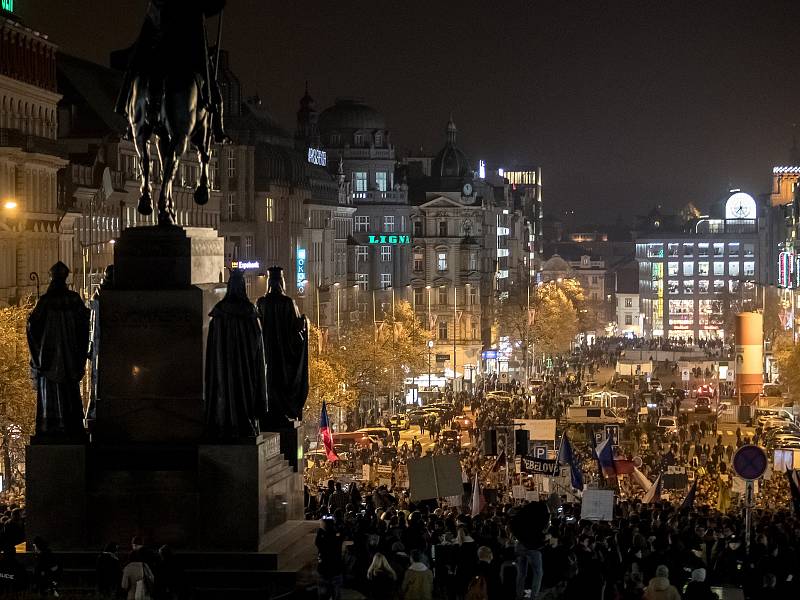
[320,401,339,462]
[595,435,616,477]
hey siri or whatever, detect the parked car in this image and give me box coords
[657,416,679,437]
[389,414,410,430]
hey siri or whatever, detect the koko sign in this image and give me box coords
[367,235,411,245]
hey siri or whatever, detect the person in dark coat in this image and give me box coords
[204,269,267,439]
[0,545,28,593]
[95,542,122,598]
[26,262,90,440]
[256,266,308,428]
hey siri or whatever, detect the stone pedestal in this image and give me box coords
[26,444,87,549]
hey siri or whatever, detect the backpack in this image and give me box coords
[465,574,488,600]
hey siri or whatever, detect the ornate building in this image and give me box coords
[0,11,69,304]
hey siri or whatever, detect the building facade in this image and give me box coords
[636,191,766,340]
[0,12,69,305]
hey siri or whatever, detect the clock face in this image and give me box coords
[725,192,756,220]
[733,201,751,217]
[462,183,473,196]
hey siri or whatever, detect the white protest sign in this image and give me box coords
[581,489,614,521]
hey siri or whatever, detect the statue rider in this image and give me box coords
[113,0,228,143]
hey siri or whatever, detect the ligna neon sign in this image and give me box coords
[367,235,411,245]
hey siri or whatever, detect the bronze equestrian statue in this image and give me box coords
[114,0,228,226]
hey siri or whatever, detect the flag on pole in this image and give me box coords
[490,450,506,472]
[680,479,698,510]
[595,435,616,477]
[642,473,663,504]
[319,401,340,462]
[471,472,485,517]
[631,467,652,491]
[557,432,584,490]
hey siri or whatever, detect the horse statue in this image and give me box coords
[114,0,227,226]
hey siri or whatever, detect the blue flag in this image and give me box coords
[557,432,584,490]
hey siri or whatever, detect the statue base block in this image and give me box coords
[26,444,87,548]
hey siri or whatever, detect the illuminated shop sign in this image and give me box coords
[367,235,411,245]
[230,260,260,270]
[777,251,800,289]
[296,248,306,294]
[1,1,13,14]
[307,147,327,167]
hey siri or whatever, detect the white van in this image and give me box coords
[566,406,625,425]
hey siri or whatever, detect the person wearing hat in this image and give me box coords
[643,564,681,600]
[26,261,90,440]
[684,568,715,600]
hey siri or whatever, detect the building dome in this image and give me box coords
[318,97,386,133]
[542,254,571,274]
[431,117,471,178]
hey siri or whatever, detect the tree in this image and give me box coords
[531,281,580,356]
[0,301,36,496]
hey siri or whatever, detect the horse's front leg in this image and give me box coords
[157,133,188,226]
[192,114,211,206]
[133,126,153,217]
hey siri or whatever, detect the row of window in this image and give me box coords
[412,286,479,306]
[354,216,465,238]
[665,261,755,277]
[664,279,747,294]
[646,242,755,259]
[353,171,390,192]
[329,131,385,147]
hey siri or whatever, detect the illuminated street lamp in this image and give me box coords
[3,200,18,210]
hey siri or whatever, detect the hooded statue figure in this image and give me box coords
[204,269,267,440]
[26,262,90,440]
[256,266,309,428]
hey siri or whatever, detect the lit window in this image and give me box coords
[437,252,448,272]
[683,280,694,294]
[647,244,663,258]
[356,246,368,263]
[244,236,253,258]
[714,280,725,292]
[729,262,740,277]
[353,171,368,192]
[381,245,392,262]
[376,172,388,192]
[668,244,679,257]
[667,280,679,294]
[380,273,392,289]
[743,261,755,277]
[713,262,724,276]
[356,273,368,291]
[698,262,709,276]
[265,197,275,222]
[698,243,709,257]
[355,215,370,232]
[383,215,395,232]
[683,262,694,276]
[625,297,633,308]
[698,280,709,294]
[468,251,479,271]
[729,280,740,293]
[413,251,424,272]
[227,150,236,178]
[438,320,448,340]
[668,262,679,276]
[713,243,724,257]
[438,286,448,305]
[469,286,478,305]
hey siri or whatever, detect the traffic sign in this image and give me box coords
[532,445,547,459]
[681,369,690,382]
[732,445,768,481]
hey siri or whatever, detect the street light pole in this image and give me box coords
[334,282,341,341]
[428,339,434,390]
[453,286,457,390]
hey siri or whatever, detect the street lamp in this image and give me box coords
[334,282,341,341]
[426,284,432,331]
[3,200,18,210]
[427,339,434,390]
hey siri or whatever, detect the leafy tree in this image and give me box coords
[0,301,35,496]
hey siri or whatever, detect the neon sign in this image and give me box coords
[1,1,13,14]
[230,260,260,270]
[777,251,800,289]
[367,235,411,245]
[296,248,306,294]
[307,148,327,167]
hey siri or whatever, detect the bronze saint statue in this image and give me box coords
[204,270,268,440]
[112,0,228,226]
[256,267,309,428]
[26,262,90,441]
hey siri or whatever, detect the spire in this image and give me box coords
[446,113,457,145]
[295,81,319,149]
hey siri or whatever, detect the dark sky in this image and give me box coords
[18,0,800,224]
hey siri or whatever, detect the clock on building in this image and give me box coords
[725,191,756,220]
[462,182,473,196]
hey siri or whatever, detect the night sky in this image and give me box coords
[17,0,800,224]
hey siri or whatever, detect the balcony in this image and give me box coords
[0,128,68,159]
[351,190,407,203]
